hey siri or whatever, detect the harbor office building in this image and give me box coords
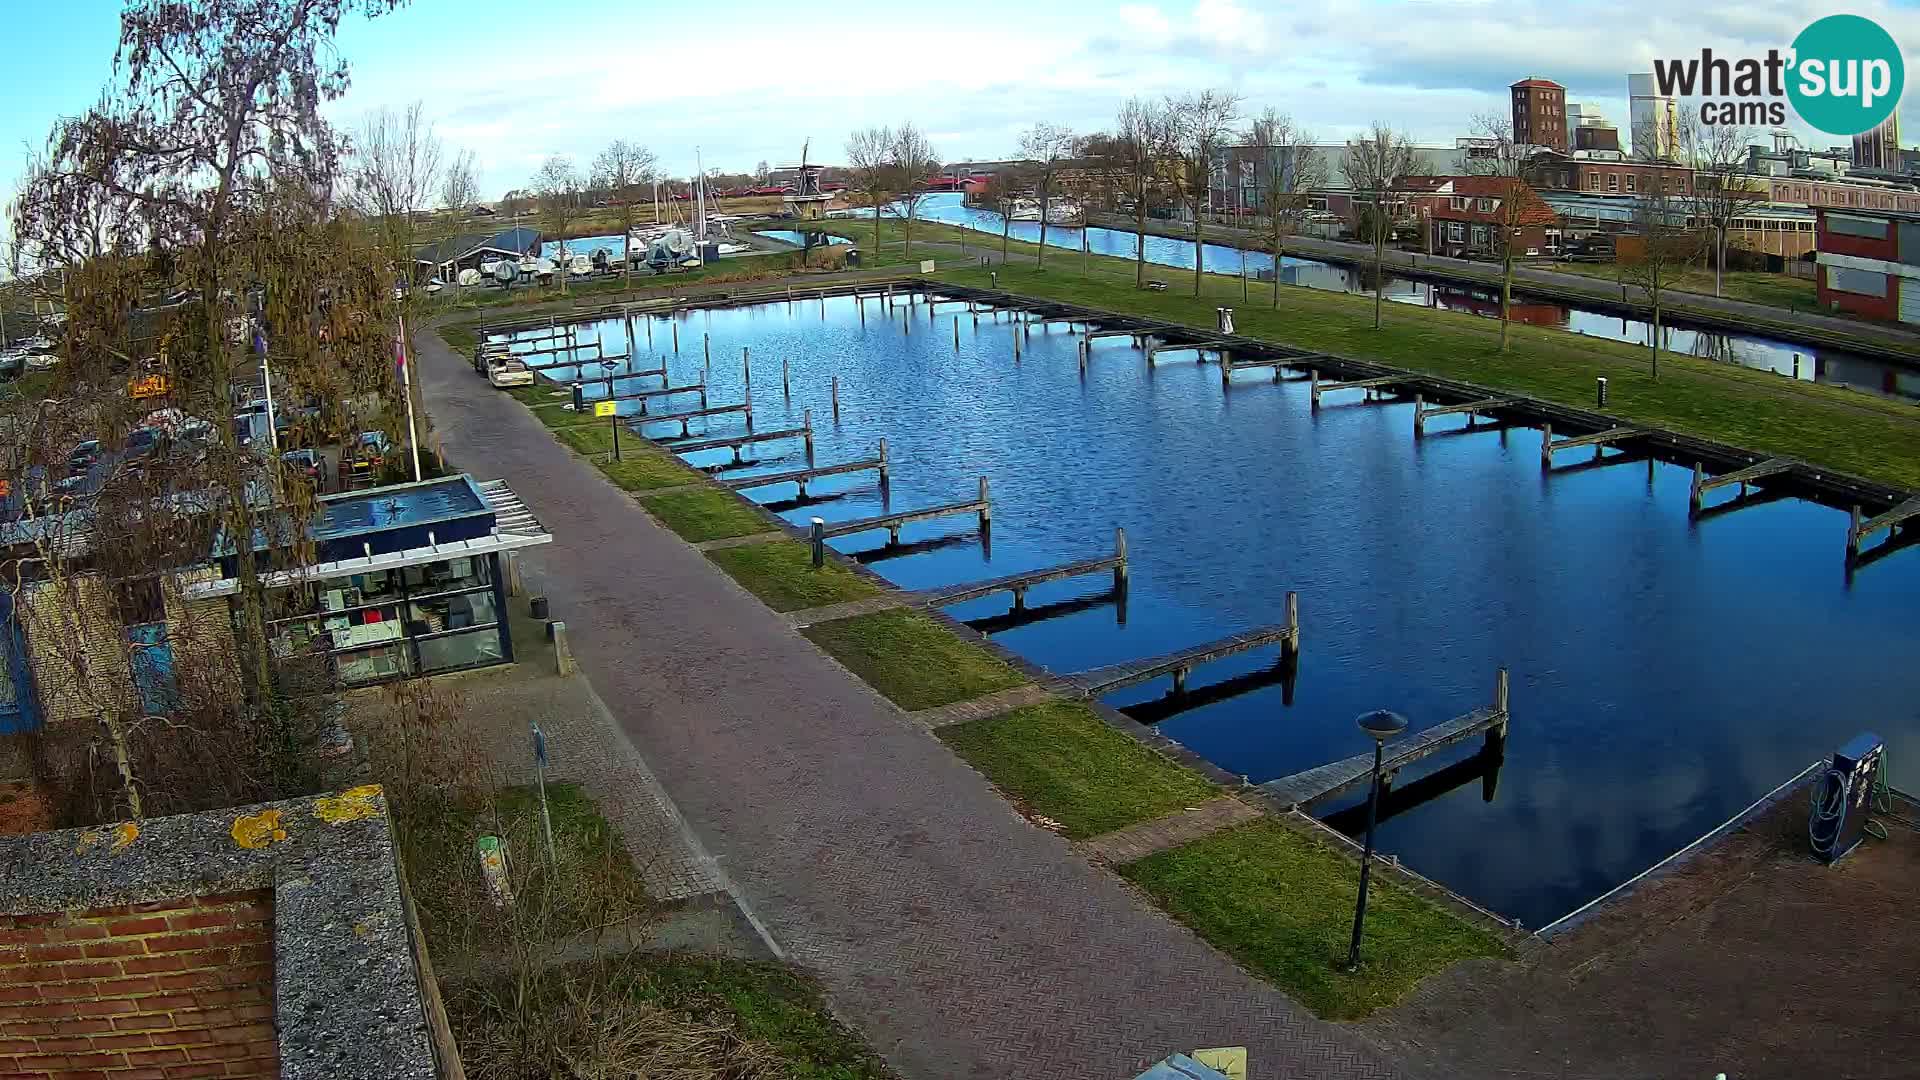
[0,475,550,734]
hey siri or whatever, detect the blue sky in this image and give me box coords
[4,0,1917,208]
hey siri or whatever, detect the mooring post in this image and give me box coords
[803,408,814,458]
[1540,424,1553,467]
[1413,394,1425,436]
[954,317,960,350]
[1220,353,1232,387]
[743,347,751,390]
[1309,369,1321,409]
[811,517,826,568]
[1172,667,1188,695]
[782,357,791,400]
[703,333,710,371]
[1492,666,1511,744]
[744,379,754,431]
[704,353,711,386]
[1285,590,1300,655]
[977,476,991,529]
[1114,527,1129,591]
[1848,505,1863,560]
[1689,463,1705,514]
[646,316,653,347]
[878,437,890,488]
[831,376,841,423]
[787,284,793,309]
[1079,340,1087,376]
[1013,326,1022,361]
[672,320,679,354]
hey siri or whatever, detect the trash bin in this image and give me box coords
[844,248,862,268]
[530,595,549,621]
[1218,307,1235,334]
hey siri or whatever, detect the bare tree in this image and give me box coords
[844,126,893,256]
[1466,114,1558,350]
[345,101,443,294]
[889,122,940,261]
[977,170,1025,265]
[1342,123,1421,329]
[1168,90,1241,296]
[1682,117,1767,297]
[7,0,408,822]
[1111,97,1178,289]
[1621,116,1701,378]
[438,150,480,296]
[534,155,581,293]
[1246,109,1323,309]
[592,140,657,275]
[1018,123,1076,269]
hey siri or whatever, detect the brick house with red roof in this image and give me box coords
[1416,176,1563,258]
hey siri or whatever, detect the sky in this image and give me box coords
[3,0,1919,210]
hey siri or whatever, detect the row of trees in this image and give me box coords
[843,122,939,260]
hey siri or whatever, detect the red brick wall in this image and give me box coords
[0,891,277,1079]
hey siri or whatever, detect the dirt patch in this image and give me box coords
[0,780,57,835]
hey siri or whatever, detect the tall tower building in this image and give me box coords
[1852,116,1901,171]
[1511,78,1568,152]
[1628,73,1678,161]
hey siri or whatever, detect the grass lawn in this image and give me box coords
[801,608,1026,711]
[938,700,1218,839]
[600,450,707,492]
[935,261,1920,490]
[705,539,882,612]
[611,952,898,1079]
[1550,262,1822,314]
[398,782,652,957]
[1119,819,1509,1021]
[640,488,776,543]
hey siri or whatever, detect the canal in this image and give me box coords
[511,293,1920,929]
[906,193,1919,402]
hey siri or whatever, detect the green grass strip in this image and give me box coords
[640,488,775,543]
[802,608,1026,711]
[706,539,882,612]
[938,700,1217,839]
[1119,819,1508,1021]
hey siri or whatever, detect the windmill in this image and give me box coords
[778,138,834,220]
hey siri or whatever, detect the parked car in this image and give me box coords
[344,431,392,483]
[487,356,534,389]
[281,448,324,487]
[67,440,102,477]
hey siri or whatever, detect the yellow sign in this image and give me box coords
[129,374,171,400]
[1191,1048,1247,1080]
[594,401,617,418]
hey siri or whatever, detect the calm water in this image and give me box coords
[496,295,1920,927]
[540,234,628,260]
[909,193,1920,401]
[757,230,853,247]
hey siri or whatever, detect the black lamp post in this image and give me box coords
[1345,708,1408,971]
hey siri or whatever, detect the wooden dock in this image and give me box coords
[666,417,812,463]
[1222,352,1326,385]
[1848,493,1920,561]
[523,354,640,374]
[722,441,889,497]
[915,529,1127,611]
[1413,394,1517,436]
[1309,371,1399,408]
[633,402,752,437]
[1262,669,1511,810]
[1065,598,1299,698]
[1540,424,1643,465]
[1689,458,1794,515]
[1145,340,1228,365]
[814,478,990,546]
[613,383,709,414]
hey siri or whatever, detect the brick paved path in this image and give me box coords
[415,324,1410,1080]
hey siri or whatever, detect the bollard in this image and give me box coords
[1596,377,1608,407]
[831,376,841,422]
[811,518,826,568]
[552,621,575,676]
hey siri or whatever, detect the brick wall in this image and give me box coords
[0,890,277,1079]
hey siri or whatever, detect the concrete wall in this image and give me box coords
[0,890,277,1078]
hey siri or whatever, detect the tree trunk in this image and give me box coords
[1651,301,1662,379]
[1715,228,1725,297]
[1037,189,1049,269]
[1499,242,1513,351]
[904,200,913,260]
[1192,203,1204,297]
[101,708,144,819]
[874,202,882,256]
[1134,200,1147,288]
[1001,208,1010,264]
[1272,220,1283,308]
[1372,220,1385,330]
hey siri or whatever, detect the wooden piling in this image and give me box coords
[672,321,678,353]
[811,517,826,568]
[1849,505,1863,559]
[954,317,961,350]
[1114,527,1129,591]
[831,376,840,422]
[803,408,814,457]
[878,438,890,487]
[782,357,791,399]
[1539,424,1552,467]
[1690,463,1705,514]
[1493,666,1511,741]
[1285,591,1300,655]
[1309,369,1320,408]
[1013,326,1022,361]
[978,476,991,528]
[743,347,751,391]
[703,333,710,369]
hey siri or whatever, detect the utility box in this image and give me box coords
[1810,732,1883,864]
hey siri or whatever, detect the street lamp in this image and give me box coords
[1345,708,1408,972]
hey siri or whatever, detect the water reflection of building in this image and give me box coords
[1429,285,1567,328]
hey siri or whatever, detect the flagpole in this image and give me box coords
[400,314,422,482]
[259,337,279,454]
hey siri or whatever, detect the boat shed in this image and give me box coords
[412,226,544,279]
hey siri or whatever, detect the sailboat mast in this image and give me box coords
[695,148,706,244]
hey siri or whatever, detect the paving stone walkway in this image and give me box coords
[416,323,1409,1080]
[1079,797,1265,865]
[908,683,1057,728]
[783,595,905,628]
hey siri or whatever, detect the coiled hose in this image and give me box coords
[1808,764,1855,860]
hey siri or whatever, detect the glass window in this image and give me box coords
[1827,266,1887,296]
[1607,174,1618,191]
[336,642,414,685]
[401,556,489,595]
[417,628,505,674]
[407,587,497,637]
